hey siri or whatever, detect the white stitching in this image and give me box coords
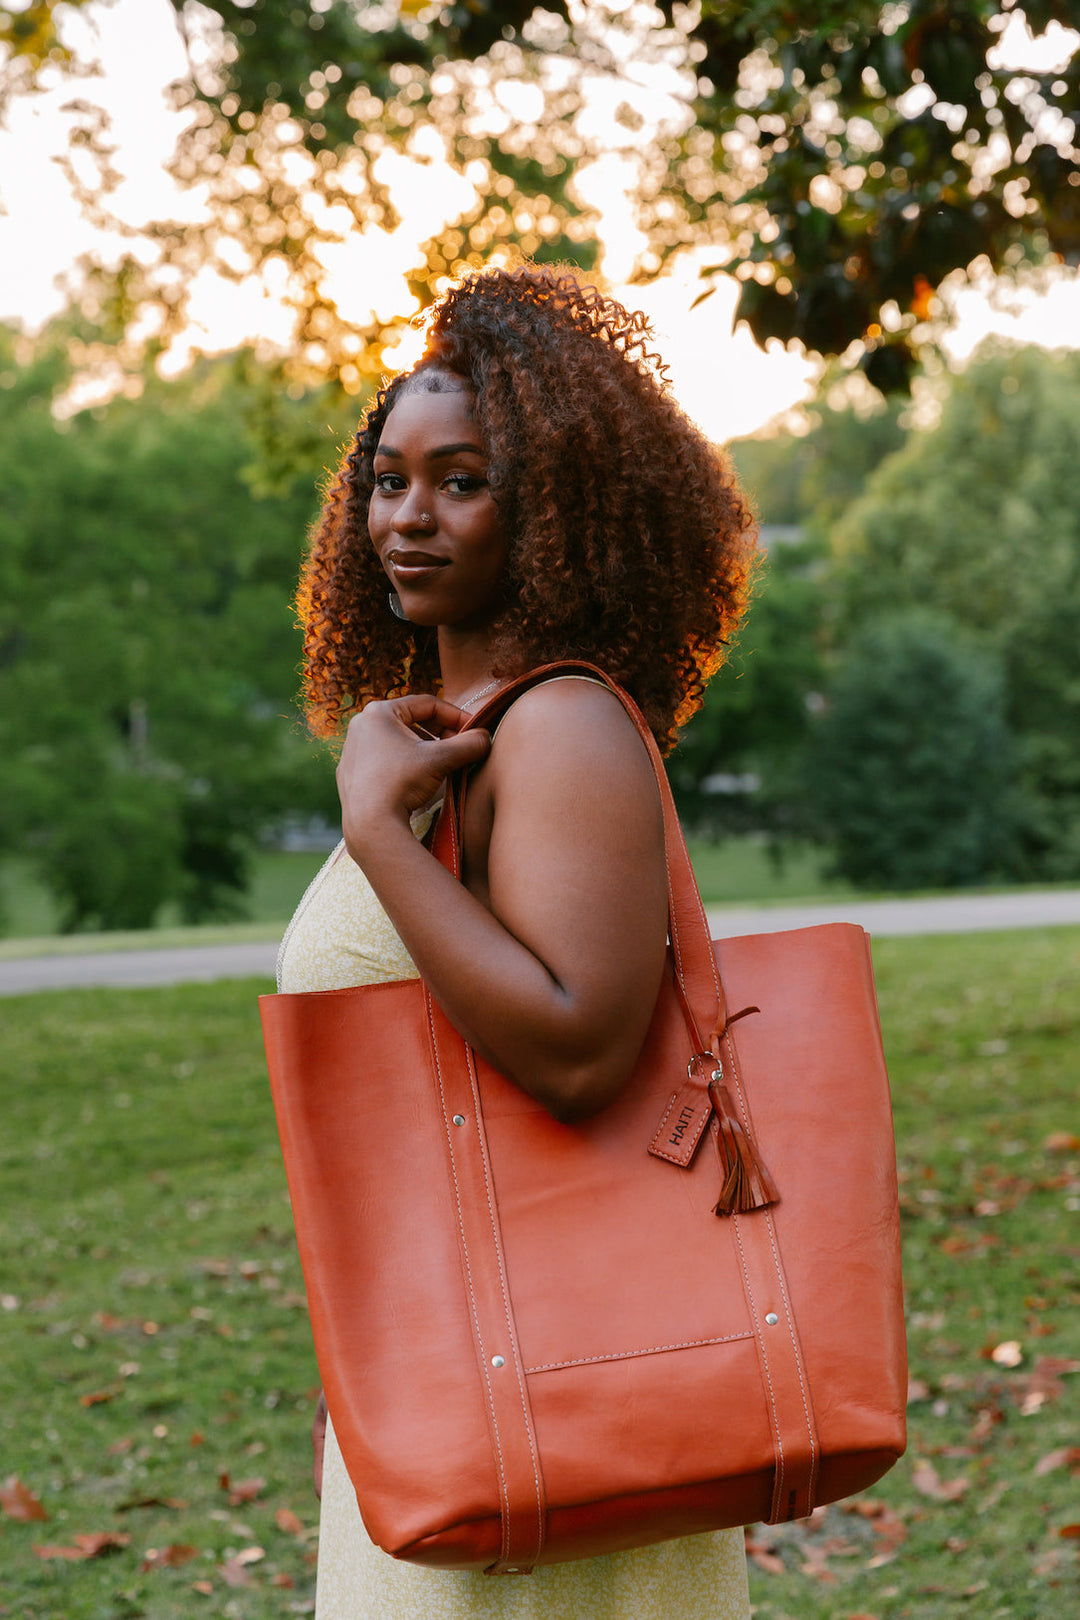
[426,997,513,1558]
[651,1090,681,1139]
[762,1206,819,1509]
[649,1090,704,1165]
[724,1036,817,1513]
[464,1043,546,1567]
[524,1331,753,1374]
[732,1211,786,1508]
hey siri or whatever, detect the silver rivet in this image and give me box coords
[765,1312,778,1326]
[491,1354,505,1368]
[452,1114,466,1126]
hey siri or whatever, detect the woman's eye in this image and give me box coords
[444,473,486,494]
[373,472,404,492]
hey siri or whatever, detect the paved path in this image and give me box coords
[0,942,280,995]
[2,889,1079,995]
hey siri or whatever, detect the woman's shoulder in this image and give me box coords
[487,674,657,796]
[493,675,633,742]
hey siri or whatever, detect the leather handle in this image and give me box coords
[430,661,722,1042]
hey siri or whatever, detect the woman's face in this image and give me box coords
[369,383,507,633]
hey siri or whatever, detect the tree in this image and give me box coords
[834,340,1080,876]
[0,325,345,929]
[805,612,1019,889]
[668,399,907,835]
[668,536,828,837]
[6,1,1078,390]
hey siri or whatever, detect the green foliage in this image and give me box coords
[806,612,1020,890]
[670,538,827,838]
[0,0,98,115]
[730,396,907,530]
[0,330,345,931]
[836,341,1080,876]
[688,0,1080,385]
[673,404,906,838]
[11,2,1076,390]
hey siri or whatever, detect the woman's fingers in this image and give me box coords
[387,693,476,738]
[430,726,491,770]
[337,696,491,833]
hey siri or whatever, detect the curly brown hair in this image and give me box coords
[298,264,758,754]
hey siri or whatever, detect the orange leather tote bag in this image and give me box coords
[260,664,906,1574]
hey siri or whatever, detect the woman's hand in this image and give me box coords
[337,695,490,854]
[345,680,669,1122]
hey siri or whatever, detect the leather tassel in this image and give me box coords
[708,1077,779,1216]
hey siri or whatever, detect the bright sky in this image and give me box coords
[1,0,1078,442]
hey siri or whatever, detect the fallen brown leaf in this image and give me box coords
[798,1541,837,1582]
[275,1507,305,1535]
[843,1499,887,1519]
[746,1544,785,1575]
[192,1578,215,1595]
[1059,1523,1080,1539]
[0,1477,48,1522]
[117,1495,188,1511]
[1034,1548,1072,1577]
[1014,1355,1080,1413]
[970,1402,1004,1444]
[989,1340,1024,1368]
[1035,1446,1080,1477]
[78,1388,117,1407]
[141,1543,199,1571]
[227,1476,266,1507]
[219,1557,254,1588]
[1043,1132,1080,1153]
[92,1311,128,1331]
[271,1571,296,1588]
[912,1459,969,1502]
[907,1378,931,1404]
[33,1531,130,1560]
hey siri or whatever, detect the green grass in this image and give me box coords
[0,853,332,943]
[687,837,854,907]
[1,933,1078,1618]
[0,841,848,956]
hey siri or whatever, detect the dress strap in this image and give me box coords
[489,673,609,739]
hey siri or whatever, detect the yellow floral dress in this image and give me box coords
[278,820,751,1620]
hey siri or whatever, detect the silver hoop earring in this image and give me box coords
[387,590,410,622]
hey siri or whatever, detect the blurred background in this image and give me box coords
[2,0,1080,937]
[3,11,1079,1618]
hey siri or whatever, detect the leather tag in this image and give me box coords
[648,1083,714,1168]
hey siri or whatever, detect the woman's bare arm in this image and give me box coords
[336,682,668,1120]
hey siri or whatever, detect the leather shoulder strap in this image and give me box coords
[429,660,721,1043]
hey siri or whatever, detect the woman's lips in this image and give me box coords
[387,549,449,583]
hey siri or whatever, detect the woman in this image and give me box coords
[278,265,757,1618]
